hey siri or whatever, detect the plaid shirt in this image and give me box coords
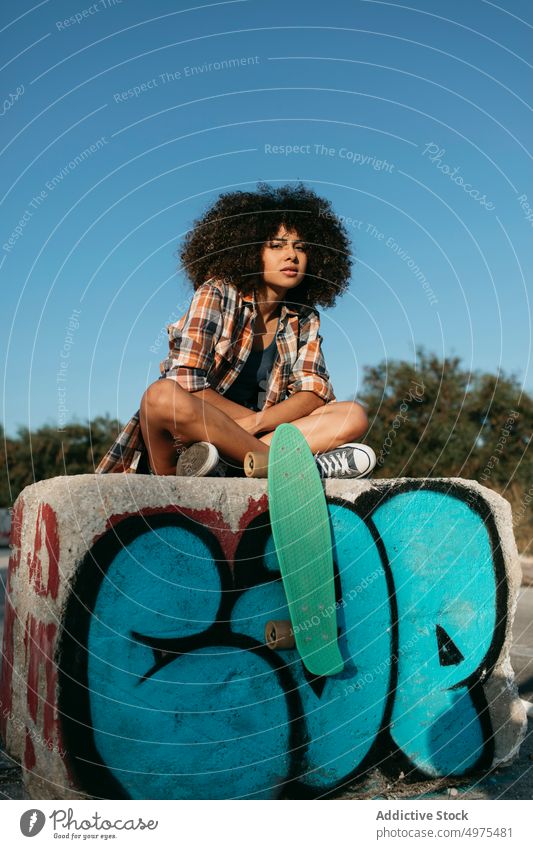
[96,279,335,473]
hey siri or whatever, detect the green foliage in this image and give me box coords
[0,416,122,508]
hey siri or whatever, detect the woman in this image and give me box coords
[96,183,375,478]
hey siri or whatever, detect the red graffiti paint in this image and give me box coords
[27,503,60,599]
[101,494,269,567]
[24,614,58,747]
[24,730,36,771]
[0,497,24,742]
[0,598,16,743]
[175,496,268,565]
[238,493,269,531]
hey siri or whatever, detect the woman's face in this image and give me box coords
[260,226,307,291]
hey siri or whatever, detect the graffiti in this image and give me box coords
[1,499,68,773]
[0,596,16,744]
[0,500,62,756]
[371,490,503,777]
[23,614,57,738]
[0,703,65,759]
[0,498,24,741]
[58,482,506,799]
[27,504,60,599]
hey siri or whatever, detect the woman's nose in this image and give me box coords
[284,246,297,261]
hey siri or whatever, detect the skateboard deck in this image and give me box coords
[267,424,344,676]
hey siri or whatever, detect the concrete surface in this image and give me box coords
[0,475,531,800]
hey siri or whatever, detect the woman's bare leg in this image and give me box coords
[258,401,368,454]
[140,379,268,475]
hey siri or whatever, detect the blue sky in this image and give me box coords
[1,0,532,435]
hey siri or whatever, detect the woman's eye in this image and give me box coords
[268,242,306,250]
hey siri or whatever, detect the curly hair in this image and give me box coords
[179,182,353,309]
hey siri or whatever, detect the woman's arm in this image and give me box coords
[240,391,325,435]
[190,387,324,435]
[162,281,223,391]
[286,308,335,403]
[234,309,334,435]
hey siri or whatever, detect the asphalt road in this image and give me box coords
[0,548,532,800]
[512,586,533,701]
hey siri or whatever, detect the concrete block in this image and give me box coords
[0,475,526,799]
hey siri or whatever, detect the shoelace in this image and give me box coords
[315,449,351,477]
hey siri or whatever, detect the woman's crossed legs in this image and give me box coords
[140,378,368,476]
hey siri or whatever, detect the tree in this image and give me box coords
[359,349,532,551]
[0,415,123,508]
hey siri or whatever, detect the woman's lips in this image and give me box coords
[280,268,298,277]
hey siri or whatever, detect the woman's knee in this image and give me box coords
[335,401,368,441]
[140,379,194,427]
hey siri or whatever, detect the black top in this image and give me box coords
[224,330,279,411]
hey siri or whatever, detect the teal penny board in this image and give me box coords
[268,424,344,676]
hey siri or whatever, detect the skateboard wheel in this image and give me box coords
[244,451,269,478]
[265,620,295,650]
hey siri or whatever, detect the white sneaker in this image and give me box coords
[315,443,376,479]
[175,442,220,477]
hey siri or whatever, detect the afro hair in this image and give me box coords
[179,182,353,309]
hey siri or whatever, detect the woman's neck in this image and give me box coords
[254,283,283,323]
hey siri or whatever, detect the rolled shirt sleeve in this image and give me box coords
[286,309,336,403]
[160,281,223,391]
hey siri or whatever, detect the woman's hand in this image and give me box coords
[235,412,261,435]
